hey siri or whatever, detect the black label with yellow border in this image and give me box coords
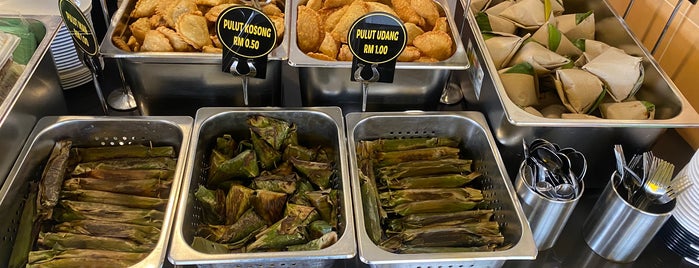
[217,6,277,79]
[348,12,406,83]
[59,0,98,56]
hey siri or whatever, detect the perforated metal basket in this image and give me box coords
[169,107,356,267]
[345,111,536,268]
[0,116,193,268]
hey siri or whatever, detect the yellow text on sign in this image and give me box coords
[222,19,272,38]
[64,12,90,46]
[355,29,400,41]
[232,36,260,50]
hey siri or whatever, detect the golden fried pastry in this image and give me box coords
[157,26,194,52]
[365,2,397,17]
[307,0,323,10]
[141,30,174,52]
[297,6,324,53]
[331,0,368,43]
[321,6,349,33]
[149,14,168,28]
[262,3,283,17]
[176,14,212,49]
[319,32,340,59]
[416,56,438,62]
[127,36,140,51]
[129,17,152,44]
[413,30,452,60]
[307,52,336,61]
[196,0,231,6]
[270,15,285,41]
[323,0,353,9]
[205,4,235,22]
[398,46,421,62]
[338,44,353,61]
[202,45,223,53]
[158,0,199,28]
[112,36,131,51]
[210,35,222,48]
[411,0,439,28]
[433,17,448,33]
[131,0,159,18]
[404,22,424,45]
[392,0,425,28]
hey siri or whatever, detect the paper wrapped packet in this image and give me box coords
[582,48,644,102]
[499,0,546,30]
[508,41,571,74]
[523,106,544,117]
[573,39,618,66]
[485,1,514,16]
[556,11,595,41]
[554,68,605,114]
[531,21,582,57]
[476,12,517,34]
[600,101,655,120]
[561,113,600,119]
[471,0,493,14]
[540,104,568,118]
[499,62,539,107]
[484,32,528,69]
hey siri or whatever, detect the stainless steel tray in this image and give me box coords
[0,15,66,184]
[345,111,537,268]
[0,116,193,268]
[169,107,356,267]
[99,0,289,115]
[452,0,699,187]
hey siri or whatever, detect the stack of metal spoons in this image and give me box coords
[522,139,587,201]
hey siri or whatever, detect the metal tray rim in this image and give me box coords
[344,111,537,265]
[168,107,357,265]
[0,115,194,268]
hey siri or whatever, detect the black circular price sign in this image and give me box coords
[348,12,407,65]
[217,6,277,59]
[59,0,98,56]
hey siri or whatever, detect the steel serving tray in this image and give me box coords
[452,0,699,187]
[169,107,356,267]
[99,0,289,115]
[0,116,193,268]
[287,0,469,113]
[0,15,66,184]
[345,111,537,268]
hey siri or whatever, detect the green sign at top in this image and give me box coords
[59,0,98,56]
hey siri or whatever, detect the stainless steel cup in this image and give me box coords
[582,171,676,263]
[515,161,583,250]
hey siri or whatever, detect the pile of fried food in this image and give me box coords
[191,115,341,253]
[356,137,507,253]
[296,0,456,62]
[113,0,285,53]
[9,141,177,267]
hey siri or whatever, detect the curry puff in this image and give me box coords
[297,6,324,53]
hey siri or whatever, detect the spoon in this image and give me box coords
[535,180,556,199]
[554,183,576,200]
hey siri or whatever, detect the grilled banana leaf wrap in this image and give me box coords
[191,115,340,254]
[356,137,507,253]
[11,143,177,268]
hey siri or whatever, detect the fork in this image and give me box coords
[656,175,694,204]
[637,158,673,209]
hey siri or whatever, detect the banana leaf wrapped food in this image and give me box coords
[195,185,226,225]
[63,177,171,198]
[53,220,161,245]
[287,231,337,251]
[247,114,291,151]
[53,200,164,227]
[38,232,153,253]
[27,249,148,268]
[73,145,175,162]
[290,157,334,190]
[251,173,299,194]
[208,149,259,187]
[195,209,267,247]
[37,140,72,221]
[383,172,481,189]
[251,129,282,170]
[71,157,177,176]
[225,185,255,225]
[60,189,168,210]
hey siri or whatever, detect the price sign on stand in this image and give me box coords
[217,6,277,79]
[59,0,98,57]
[348,12,407,83]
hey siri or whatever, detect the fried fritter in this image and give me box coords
[141,30,174,52]
[391,0,425,28]
[297,6,324,53]
[129,17,152,44]
[416,56,438,62]
[149,14,168,28]
[404,22,424,45]
[262,3,283,17]
[176,14,212,49]
[131,0,159,18]
[338,44,353,61]
[127,36,141,51]
[319,32,340,59]
[112,36,131,51]
[157,26,194,52]
[196,0,237,6]
[323,0,353,9]
[331,0,368,43]
[413,30,452,60]
[202,45,223,53]
[321,6,349,33]
[210,35,222,48]
[397,46,421,62]
[307,52,336,61]
[270,15,285,41]
[365,2,397,17]
[158,0,199,28]
[307,0,323,10]
[205,3,236,22]
[433,17,448,33]
[411,0,439,28]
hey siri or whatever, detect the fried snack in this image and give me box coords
[338,44,353,61]
[307,0,323,10]
[297,6,324,53]
[158,0,199,28]
[176,14,213,49]
[392,0,425,28]
[211,35,222,48]
[196,0,237,6]
[323,0,354,9]
[331,0,368,43]
[149,14,168,28]
[413,31,452,61]
[416,56,438,62]
[262,4,283,17]
[319,32,340,59]
[127,36,140,51]
[411,0,439,28]
[398,46,421,62]
[404,22,424,45]
[433,17,448,33]
[141,30,174,52]
[366,2,397,17]
[113,36,131,52]
[157,26,194,52]
[308,52,337,61]
[129,17,152,44]
[131,0,159,18]
[321,6,349,33]
[205,4,236,22]
[270,15,285,41]
[202,45,223,53]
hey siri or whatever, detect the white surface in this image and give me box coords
[675,149,699,237]
[0,0,91,15]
